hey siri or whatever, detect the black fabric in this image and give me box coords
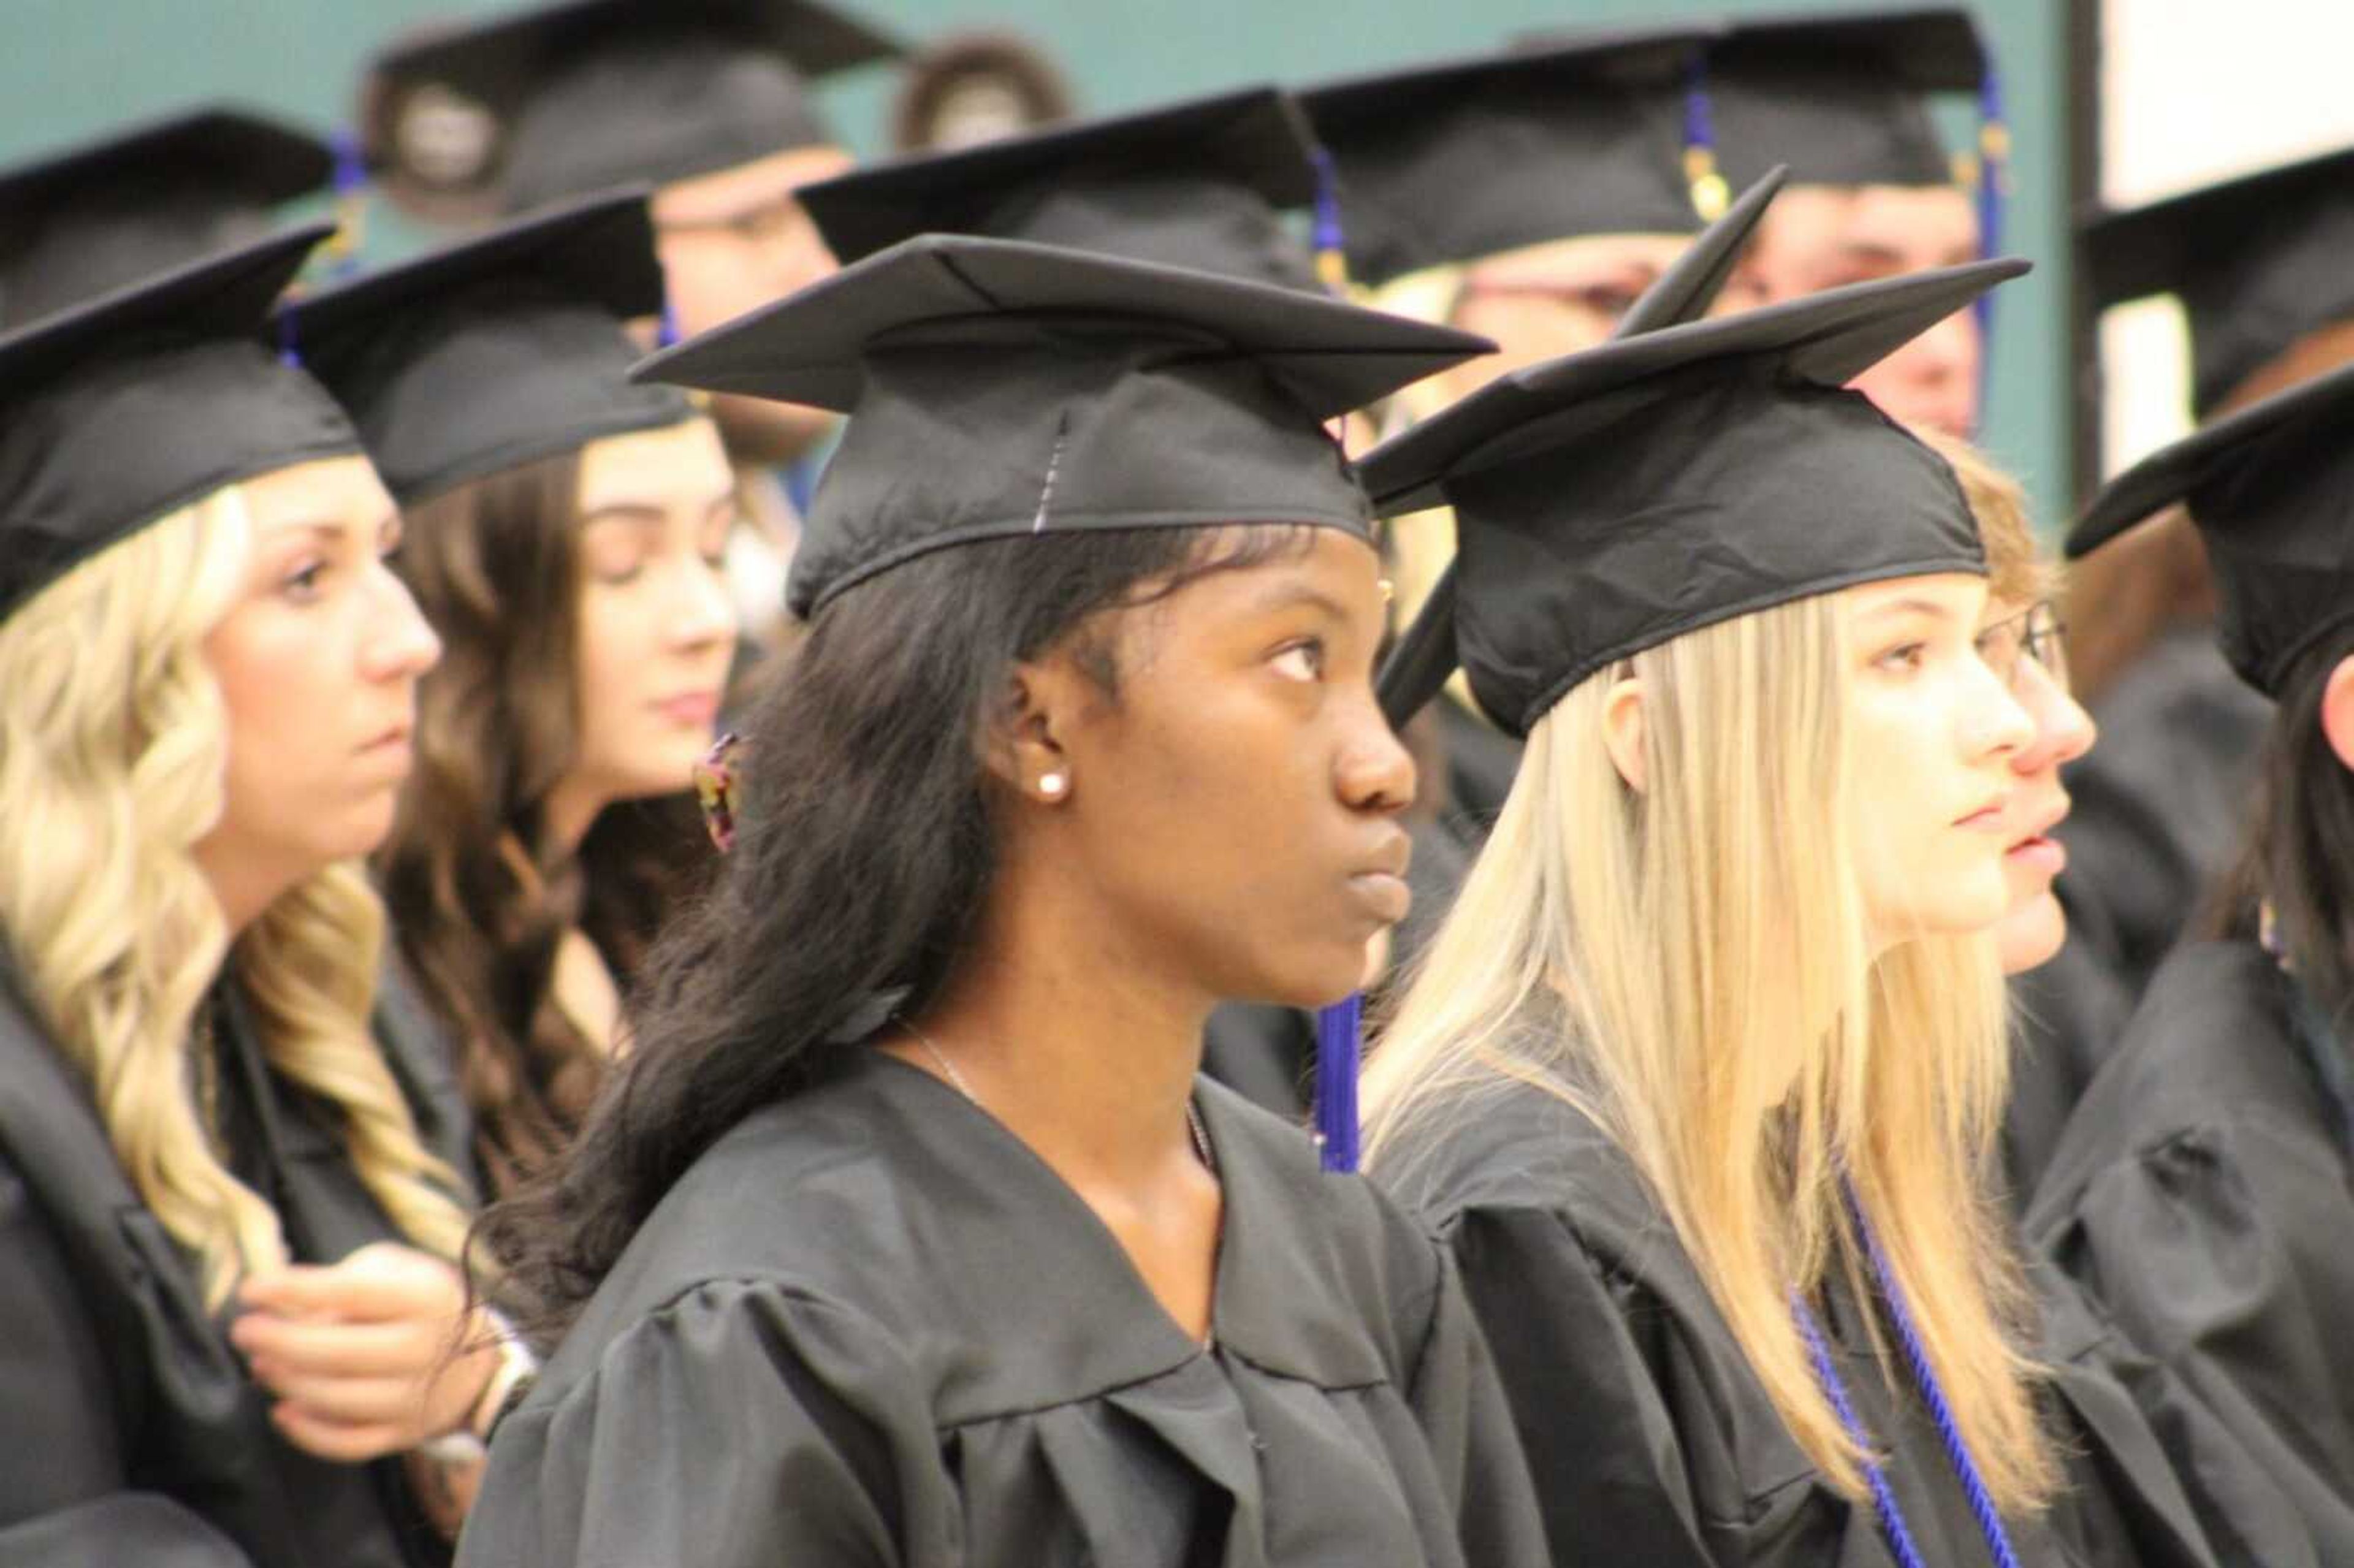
[2070,352,2354,697]
[1377,1071,2242,1567]
[801,86,1322,291]
[2027,939,2354,1559]
[0,959,474,1568]
[629,234,1493,617]
[1703,7,1987,190]
[2046,627,2269,1014]
[1999,927,2135,1212]
[0,226,361,623]
[2084,145,2354,418]
[454,1052,1550,1566]
[1364,259,2019,736]
[283,193,687,505]
[1299,31,1705,286]
[367,0,904,212]
[0,106,330,328]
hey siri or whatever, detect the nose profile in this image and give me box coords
[1338,694,1417,816]
[367,563,443,679]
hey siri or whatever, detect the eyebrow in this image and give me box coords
[1241,579,1356,623]
[1857,595,1960,625]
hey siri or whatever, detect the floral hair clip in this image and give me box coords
[693,731,741,853]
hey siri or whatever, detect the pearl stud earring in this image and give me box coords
[1039,771,1068,799]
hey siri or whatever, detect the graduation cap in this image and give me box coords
[367,0,905,214]
[2068,355,2354,697]
[2084,145,2354,420]
[0,106,332,327]
[1700,7,1994,192]
[1297,29,1713,287]
[799,86,1325,292]
[0,225,361,623]
[281,192,690,504]
[1363,253,2026,740]
[630,234,1494,618]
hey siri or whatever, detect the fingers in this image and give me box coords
[231,1312,445,1378]
[240,1243,463,1323]
[249,1363,429,1429]
[267,1400,411,1465]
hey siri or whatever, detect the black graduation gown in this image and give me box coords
[1380,1076,2239,1568]
[0,962,474,1567]
[2055,627,2269,1014]
[2001,932,2135,1210]
[455,1054,1550,1568]
[2028,938,2354,1561]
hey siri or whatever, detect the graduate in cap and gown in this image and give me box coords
[2038,148,2354,1138]
[453,235,1552,1568]
[0,231,525,1564]
[1353,250,2276,1566]
[0,105,332,329]
[283,193,738,1197]
[797,84,1469,1117]
[2026,352,2354,1561]
[1299,28,1716,840]
[365,0,905,644]
[1695,6,2000,440]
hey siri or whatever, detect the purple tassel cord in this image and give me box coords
[1314,993,1363,1173]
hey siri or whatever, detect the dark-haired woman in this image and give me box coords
[2029,356,2354,1559]
[454,235,1548,1567]
[284,195,736,1195]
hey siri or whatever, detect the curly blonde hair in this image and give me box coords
[0,487,471,1306]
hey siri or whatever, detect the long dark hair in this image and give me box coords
[376,451,712,1196]
[2204,624,2354,1024]
[476,523,1309,1348]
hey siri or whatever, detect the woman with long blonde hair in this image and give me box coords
[0,232,521,1565]
[1354,257,2223,1567]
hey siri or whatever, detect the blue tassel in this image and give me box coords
[276,306,303,369]
[327,127,368,281]
[1971,64,2009,425]
[1314,993,1363,1173]
[1680,54,1729,222]
[1307,145,1350,295]
[657,294,682,350]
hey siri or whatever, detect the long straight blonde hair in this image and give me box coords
[0,487,471,1307]
[1364,592,2057,1510]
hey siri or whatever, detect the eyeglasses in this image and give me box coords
[1975,599,2069,693]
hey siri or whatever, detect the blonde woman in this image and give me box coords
[1353,257,2229,1567]
[0,233,520,1565]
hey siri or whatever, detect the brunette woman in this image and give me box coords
[2028,354,2354,1560]
[283,194,738,1195]
[0,232,521,1562]
[450,234,1548,1567]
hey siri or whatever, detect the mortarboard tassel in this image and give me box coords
[657,292,683,351]
[326,127,369,282]
[1314,992,1363,1173]
[1970,65,2009,425]
[1681,56,1730,224]
[1308,145,1352,297]
[276,305,303,370]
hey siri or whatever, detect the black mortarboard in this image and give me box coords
[0,226,361,622]
[1365,254,2027,736]
[283,192,691,504]
[630,234,1494,618]
[1701,8,1992,191]
[1298,30,1712,287]
[2084,146,2354,419]
[368,0,905,214]
[0,107,332,327]
[2069,356,2354,697]
[799,87,1325,292]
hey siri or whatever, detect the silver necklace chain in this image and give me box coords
[896,1016,1215,1173]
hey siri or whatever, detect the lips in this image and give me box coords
[357,722,411,756]
[1346,830,1415,924]
[653,691,722,726]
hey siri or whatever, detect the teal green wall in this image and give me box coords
[1,0,2068,517]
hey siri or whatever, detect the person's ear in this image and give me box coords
[2318,654,2354,775]
[982,658,1079,805]
[1601,675,1647,793]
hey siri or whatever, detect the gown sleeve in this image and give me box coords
[0,1152,255,1568]
[1442,1205,1718,1566]
[2041,1117,2354,1560]
[456,1279,958,1568]
[1399,1237,1552,1568]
